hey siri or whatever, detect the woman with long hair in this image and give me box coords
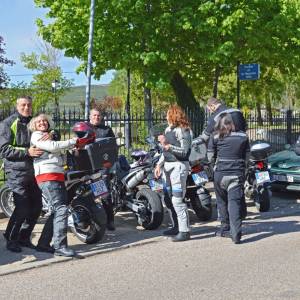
[207,113,249,244]
[155,104,192,242]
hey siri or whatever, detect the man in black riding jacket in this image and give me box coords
[0,96,43,252]
[89,108,116,231]
[193,97,247,145]
[193,97,248,218]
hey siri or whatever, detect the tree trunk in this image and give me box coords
[256,100,263,126]
[266,94,273,126]
[170,71,198,109]
[212,65,220,98]
[170,71,205,135]
[143,80,152,133]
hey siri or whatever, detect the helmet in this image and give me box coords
[72,122,96,145]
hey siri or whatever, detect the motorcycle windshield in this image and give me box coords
[149,122,168,138]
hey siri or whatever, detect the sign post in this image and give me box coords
[237,63,260,108]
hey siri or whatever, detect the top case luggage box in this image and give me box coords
[250,142,272,160]
[73,137,118,171]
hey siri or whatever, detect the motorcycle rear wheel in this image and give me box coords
[254,186,271,212]
[0,186,14,218]
[136,188,163,230]
[189,188,212,221]
[70,203,107,244]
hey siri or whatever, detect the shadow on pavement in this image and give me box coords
[242,218,300,243]
[71,209,218,254]
[0,228,55,267]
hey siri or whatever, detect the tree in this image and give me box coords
[108,70,173,113]
[20,41,73,111]
[0,36,14,89]
[34,0,300,112]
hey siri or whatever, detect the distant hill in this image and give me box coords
[49,84,110,109]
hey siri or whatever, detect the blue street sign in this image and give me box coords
[239,63,260,80]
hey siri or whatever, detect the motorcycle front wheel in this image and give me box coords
[70,203,107,244]
[136,188,163,230]
[0,186,14,218]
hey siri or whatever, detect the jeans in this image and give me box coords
[37,181,68,249]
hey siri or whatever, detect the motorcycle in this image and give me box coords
[109,147,164,230]
[0,169,108,244]
[244,141,272,212]
[133,133,213,222]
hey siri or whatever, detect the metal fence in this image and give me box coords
[0,107,299,183]
[246,110,300,153]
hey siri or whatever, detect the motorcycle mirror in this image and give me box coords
[145,136,155,144]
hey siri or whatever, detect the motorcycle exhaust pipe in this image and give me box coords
[126,169,146,189]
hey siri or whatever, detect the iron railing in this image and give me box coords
[0,107,298,183]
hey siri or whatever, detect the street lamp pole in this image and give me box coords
[85,0,95,121]
[52,79,59,124]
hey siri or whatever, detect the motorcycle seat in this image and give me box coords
[66,170,90,181]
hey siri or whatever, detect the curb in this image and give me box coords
[0,236,166,277]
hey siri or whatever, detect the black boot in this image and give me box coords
[163,227,179,236]
[54,246,76,257]
[231,233,242,244]
[172,232,191,242]
[106,221,115,231]
[36,244,55,254]
[7,240,22,253]
[103,198,115,231]
[18,239,36,250]
[215,229,231,238]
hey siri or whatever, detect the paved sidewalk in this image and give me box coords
[0,190,300,276]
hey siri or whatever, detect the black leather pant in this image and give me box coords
[214,171,245,240]
[103,194,114,224]
[5,180,42,242]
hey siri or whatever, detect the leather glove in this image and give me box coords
[76,137,89,148]
[192,137,204,147]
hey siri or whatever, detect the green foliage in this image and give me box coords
[0,82,32,109]
[20,50,73,111]
[108,70,173,113]
[59,84,109,108]
[34,0,300,110]
[0,36,14,89]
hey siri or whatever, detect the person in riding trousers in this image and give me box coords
[155,104,192,242]
[207,113,250,244]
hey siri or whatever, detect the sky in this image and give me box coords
[0,0,114,86]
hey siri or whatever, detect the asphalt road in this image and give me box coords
[0,191,300,300]
[0,214,300,300]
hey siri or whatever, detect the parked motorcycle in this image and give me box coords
[109,152,164,230]
[0,169,108,244]
[244,141,272,212]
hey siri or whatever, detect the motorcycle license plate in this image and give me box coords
[192,171,208,185]
[255,171,270,184]
[149,179,164,192]
[90,180,108,197]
